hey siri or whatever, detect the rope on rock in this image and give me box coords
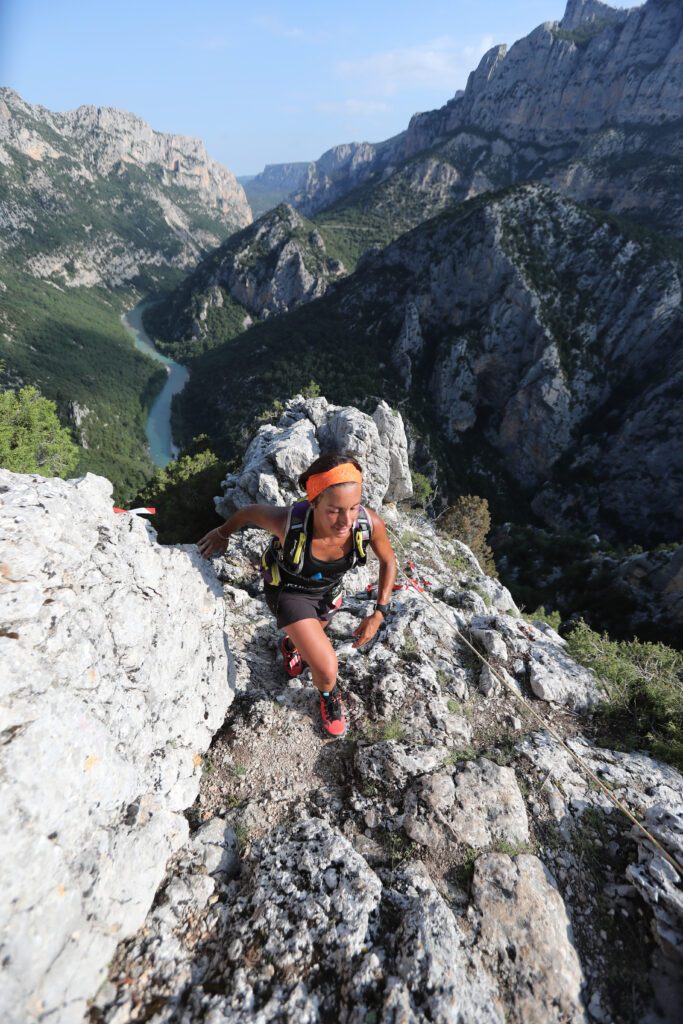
[385,524,683,881]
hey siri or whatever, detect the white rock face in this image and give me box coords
[472,853,587,1023]
[627,804,683,964]
[0,89,250,227]
[391,302,424,389]
[217,395,413,515]
[294,0,683,235]
[404,757,530,850]
[371,400,413,502]
[0,469,233,1024]
[0,87,251,288]
[527,633,601,709]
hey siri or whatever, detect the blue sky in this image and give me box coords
[1,0,645,176]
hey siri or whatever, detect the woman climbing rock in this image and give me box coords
[197,453,397,738]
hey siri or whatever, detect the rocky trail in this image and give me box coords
[3,397,682,1024]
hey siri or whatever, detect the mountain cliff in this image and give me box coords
[174,184,683,549]
[2,401,681,1023]
[0,87,251,287]
[143,204,346,359]
[155,0,683,369]
[288,0,682,246]
[239,163,311,217]
[0,87,251,500]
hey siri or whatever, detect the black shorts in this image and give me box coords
[264,586,343,629]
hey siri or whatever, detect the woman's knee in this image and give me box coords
[311,649,338,688]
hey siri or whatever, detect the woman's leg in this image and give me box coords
[284,618,338,693]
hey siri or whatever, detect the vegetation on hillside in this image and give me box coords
[0,266,166,501]
[437,495,498,577]
[0,103,247,501]
[566,620,683,771]
[133,435,230,544]
[0,385,80,477]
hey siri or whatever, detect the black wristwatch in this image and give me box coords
[375,602,391,617]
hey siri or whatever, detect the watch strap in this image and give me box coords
[375,602,391,616]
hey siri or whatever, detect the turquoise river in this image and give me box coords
[122,303,190,468]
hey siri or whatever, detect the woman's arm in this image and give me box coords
[197,504,288,559]
[352,508,397,648]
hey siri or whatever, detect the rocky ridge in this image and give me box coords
[9,398,673,1023]
[287,0,683,240]
[144,204,346,354]
[0,469,232,1024]
[0,87,251,287]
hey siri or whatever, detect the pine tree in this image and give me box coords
[0,386,80,477]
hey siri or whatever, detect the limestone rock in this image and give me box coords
[371,400,413,502]
[196,819,383,1021]
[217,395,411,515]
[381,862,505,1023]
[527,634,601,709]
[391,302,424,389]
[354,741,449,792]
[472,853,587,1023]
[0,469,232,1024]
[404,758,529,850]
[627,804,683,964]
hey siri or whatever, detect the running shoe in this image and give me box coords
[280,636,305,678]
[319,688,347,738]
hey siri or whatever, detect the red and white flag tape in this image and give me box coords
[113,507,156,516]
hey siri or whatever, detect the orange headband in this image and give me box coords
[306,464,363,502]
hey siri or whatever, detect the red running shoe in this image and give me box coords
[319,688,347,738]
[281,636,305,677]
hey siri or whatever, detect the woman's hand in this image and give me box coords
[352,610,384,649]
[197,528,229,559]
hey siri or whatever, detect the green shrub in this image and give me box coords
[410,471,432,508]
[301,379,321,399]
[438,495,498,577]
[0,385,79,477]
[566,619,683,770]
[134,434,228,543]
[522,606,562,631]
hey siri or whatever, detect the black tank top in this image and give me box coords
[278,517,355,593]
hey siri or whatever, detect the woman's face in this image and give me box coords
[316,483,362,537]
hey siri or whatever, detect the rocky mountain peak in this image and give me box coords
[463,42,508,98]
[560,0,628,30]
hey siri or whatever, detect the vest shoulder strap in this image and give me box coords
[351,504,373,566]
[276,500,312,575]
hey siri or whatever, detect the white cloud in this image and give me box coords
[337,35,495,97]
[315,99,392,116]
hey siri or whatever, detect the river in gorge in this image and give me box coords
[122,303,190,468]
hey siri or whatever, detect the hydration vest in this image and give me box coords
[261,500,373,589]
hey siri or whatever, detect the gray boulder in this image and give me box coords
[217,395,412,514]
[472,853,587,1023]
[404,757,529,850]
[0,469,232,1024]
